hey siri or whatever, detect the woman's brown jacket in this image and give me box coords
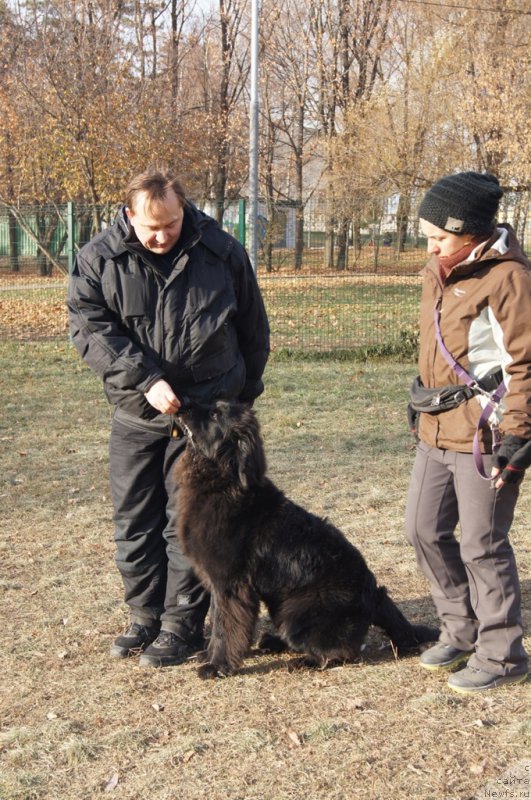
[417,224,531,452]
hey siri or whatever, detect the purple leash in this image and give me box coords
[434,301,506,480]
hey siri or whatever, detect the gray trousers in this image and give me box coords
[405,441,528,676]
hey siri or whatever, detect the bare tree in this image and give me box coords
[260,0,316,270]
[308,0,391,269]
[0,2,22,271]
[191,0,249,223]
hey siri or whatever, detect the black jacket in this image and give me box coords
[67,203,270,419]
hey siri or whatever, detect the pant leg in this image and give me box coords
[109,419,170,623]
[109,418,210,636]
[159,439,210,638]
[453,451,527,676]
[406,441,528,676]
[405,441,478,651]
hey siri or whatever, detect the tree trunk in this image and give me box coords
[293,101,304,270]
[324,184,335,270]
[335,218,349,270]
[396,193,411,253]
[9,210,19,273]
[352,217,362,262]
[294,203,304,271]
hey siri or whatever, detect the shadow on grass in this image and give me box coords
[204,591,440,678]
[228,579,531,678]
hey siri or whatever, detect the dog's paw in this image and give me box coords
[414,625,440,645]
[197,663,234,680]
[390,625,440,655]
[288,654,328,671]
[258,633,288,653]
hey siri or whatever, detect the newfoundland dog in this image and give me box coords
[175,401,437,679]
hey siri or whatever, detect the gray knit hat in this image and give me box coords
[419,172,503,235]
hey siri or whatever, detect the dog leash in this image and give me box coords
[434,300,506,480]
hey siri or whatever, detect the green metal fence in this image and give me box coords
[1,200,528,354]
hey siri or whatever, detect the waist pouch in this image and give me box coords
[409,369,502,414]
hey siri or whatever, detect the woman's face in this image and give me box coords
[420,219,472,258]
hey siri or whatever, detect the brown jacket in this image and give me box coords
[417,224,531,452]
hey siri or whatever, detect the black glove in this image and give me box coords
[492,434,531,484]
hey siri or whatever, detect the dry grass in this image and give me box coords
[1,343,530,800]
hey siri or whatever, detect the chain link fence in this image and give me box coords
[1,198,529,354]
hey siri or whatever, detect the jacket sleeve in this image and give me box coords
[491,265,531,439]
[67,250,165,394]
[229,244,270,403]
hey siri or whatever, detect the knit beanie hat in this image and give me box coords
[418,172,503,235]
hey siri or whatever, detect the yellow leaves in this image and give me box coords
[0,294,68,340]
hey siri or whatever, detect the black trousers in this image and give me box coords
[109,416,210,638]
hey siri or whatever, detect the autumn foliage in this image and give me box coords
[0,0,529,274]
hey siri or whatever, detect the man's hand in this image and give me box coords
[144,379,181,415]
[491,434,531,488]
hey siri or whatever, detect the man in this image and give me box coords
[406,171,530,693]
[68,167,270,667]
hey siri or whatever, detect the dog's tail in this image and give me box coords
[371,586,439,653]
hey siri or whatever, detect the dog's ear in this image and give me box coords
[236,421,266,489]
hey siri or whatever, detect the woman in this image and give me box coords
[406,171,530,694]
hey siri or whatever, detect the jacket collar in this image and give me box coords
[422,223,529,282]
[112,202,233,263]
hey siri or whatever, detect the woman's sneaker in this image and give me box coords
[419,642,473,671]
[110,622,160,658]
[448,666,528,694]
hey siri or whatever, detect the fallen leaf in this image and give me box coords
[183,750,196,762]
[104,773,119,792]
[286,728,302,747]
[347,697,367,710]
[152,703,164,712]
[473,718,495,728]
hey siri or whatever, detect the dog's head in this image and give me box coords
[177,400,266,489]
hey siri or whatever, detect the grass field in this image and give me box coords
[0,274,422,354]
[0,342,530,800]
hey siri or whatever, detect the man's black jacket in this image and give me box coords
[67,203,270,419]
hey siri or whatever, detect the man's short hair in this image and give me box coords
[125,166,187,213]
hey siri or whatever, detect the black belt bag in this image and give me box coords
[409,377,474,413]
[409,369,503,414]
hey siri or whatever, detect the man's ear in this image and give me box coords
[125,207,133,221]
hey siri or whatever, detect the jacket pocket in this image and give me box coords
[103,272,148,319]
[190,321,238,382]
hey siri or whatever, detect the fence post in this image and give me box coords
[238,198,246,246]
[67,201,75,274]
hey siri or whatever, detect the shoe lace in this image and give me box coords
[156,630,179,646]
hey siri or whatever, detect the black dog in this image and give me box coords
[175,401,438,679]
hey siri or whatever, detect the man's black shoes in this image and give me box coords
[138,630,204,668]
[110,622,160,659]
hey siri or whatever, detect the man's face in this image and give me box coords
[126,189,184,254]
[420,219,472,259]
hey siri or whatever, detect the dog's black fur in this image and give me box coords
[175,401,438,679]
